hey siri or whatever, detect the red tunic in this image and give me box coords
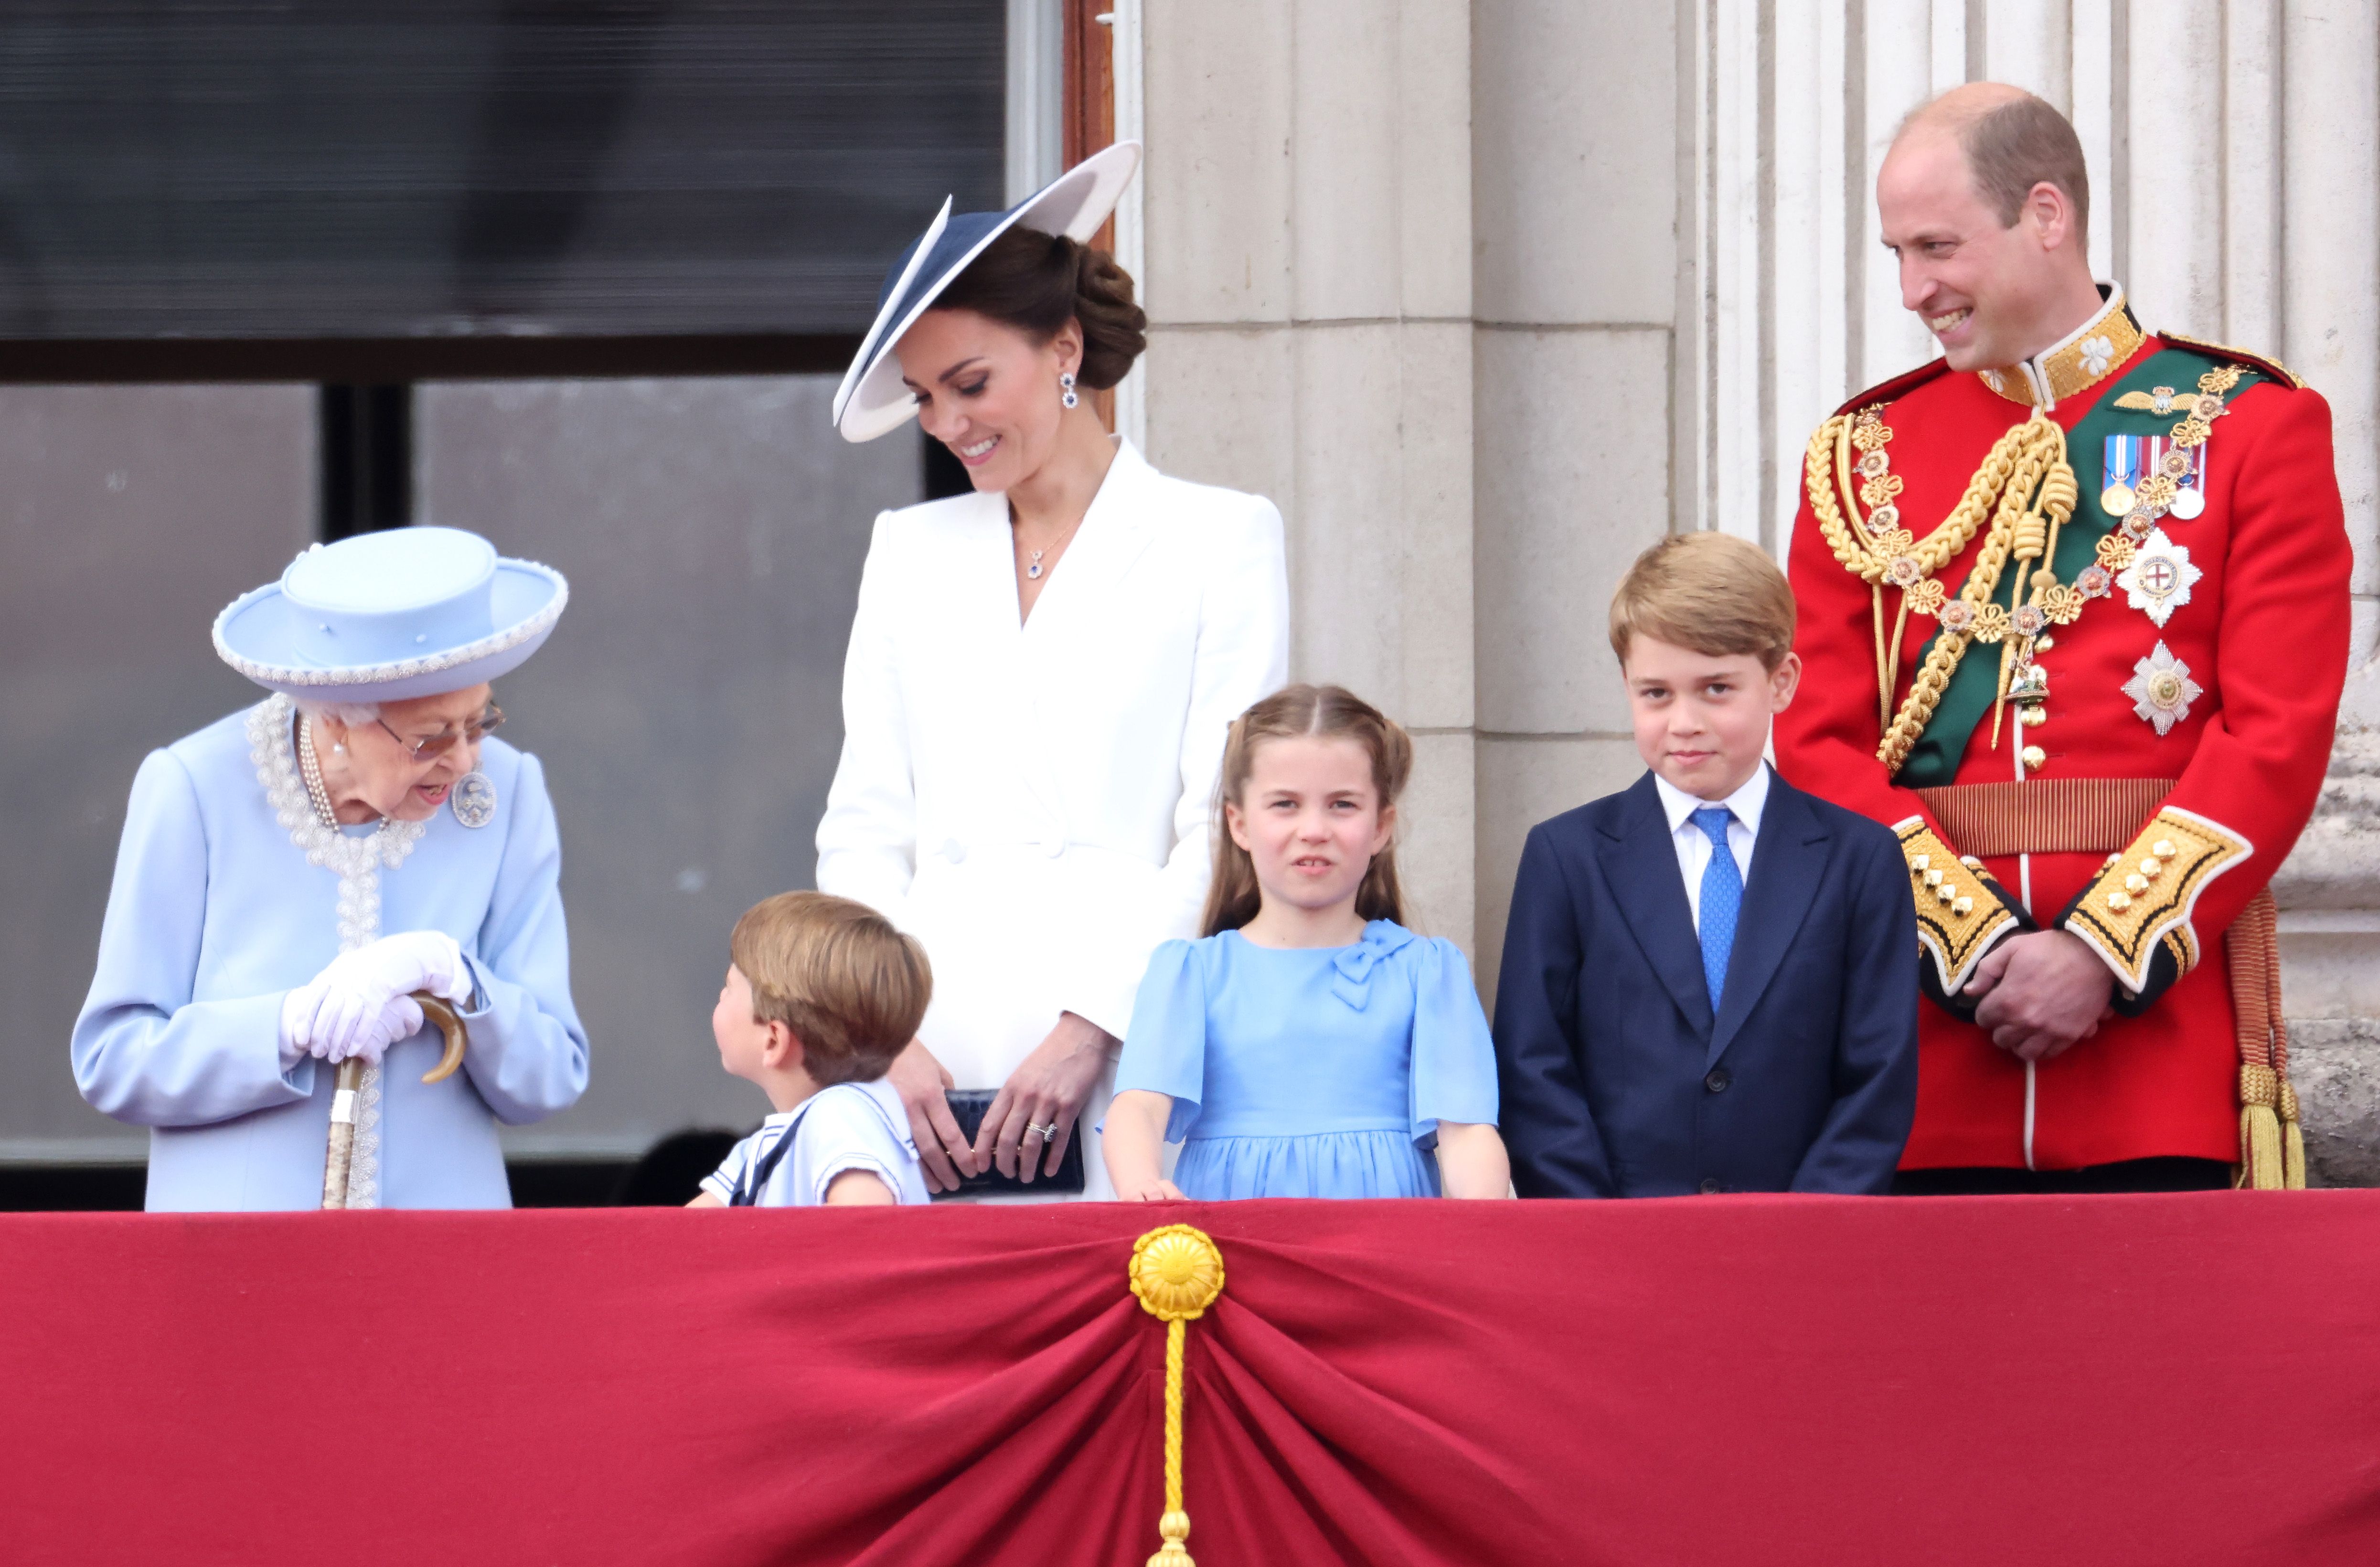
[1774,332,2350,1171]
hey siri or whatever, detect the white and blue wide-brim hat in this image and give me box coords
[832,140,1142,443]
[213,527,568,703]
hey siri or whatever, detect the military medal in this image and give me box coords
[2114,526,2199,629]
[2167,440,2207,519]
[2122,641,2201,736]
[2101,434,2144,515]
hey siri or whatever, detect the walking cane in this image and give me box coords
[321,992,470,1210]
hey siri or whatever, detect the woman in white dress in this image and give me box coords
[819,144,1289,1199]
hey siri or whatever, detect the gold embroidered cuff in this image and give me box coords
[2063,806,2251,993]
[1895,817,2020,994]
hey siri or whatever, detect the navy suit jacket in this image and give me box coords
[1492,768,1918,1197]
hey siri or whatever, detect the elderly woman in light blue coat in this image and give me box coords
[72,527,588,1210]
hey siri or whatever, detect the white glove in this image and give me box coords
[280,932,469,1066]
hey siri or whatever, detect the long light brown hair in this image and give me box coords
[1199,684,1414,937]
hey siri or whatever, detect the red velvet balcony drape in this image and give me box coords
[5,1194,2378,1565]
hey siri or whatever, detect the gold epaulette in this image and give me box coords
[2156,330,2305,391]
[1894,817,2020,993]
[2063,806,2253,993]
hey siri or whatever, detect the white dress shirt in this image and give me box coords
[1652,765,1770,935]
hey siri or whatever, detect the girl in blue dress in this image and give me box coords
[1104,685,1510,1200]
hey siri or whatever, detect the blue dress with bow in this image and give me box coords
[1112,920,1499,1198]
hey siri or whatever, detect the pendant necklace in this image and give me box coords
[1020,511,1087,581]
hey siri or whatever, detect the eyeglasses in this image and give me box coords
[378,705,503,762]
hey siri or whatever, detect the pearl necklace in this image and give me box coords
[296,715,340,830]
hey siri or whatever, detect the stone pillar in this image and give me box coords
[1138,0,1479,949]
[1470,1,1682,989]
[2274,0,2380,1180]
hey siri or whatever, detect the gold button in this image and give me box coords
[1953,896,1974,916]
[1923,869,1943,887]
[2022,745,2047,771]
[2125,873,2149,894]
[1935,884,1955,904]
[2109,890,2133,912]
[2153,839,2177,860]
[1911,853,1931,872]
[2019,705,2045,727]
[2140,858,2162,879]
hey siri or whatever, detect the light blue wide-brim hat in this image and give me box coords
[832,140,1142,443]
[213,527,568,704]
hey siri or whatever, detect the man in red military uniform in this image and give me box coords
[1774,83,2351,1192]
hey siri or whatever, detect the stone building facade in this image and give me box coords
[1108,0,2380,1179]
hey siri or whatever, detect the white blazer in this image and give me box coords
[816,439,1288,1194]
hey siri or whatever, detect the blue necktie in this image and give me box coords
[1692,805,1741,1013]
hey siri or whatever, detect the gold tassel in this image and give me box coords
[2239,1103,2284,1191]
[2280,1079,2308,1192]
[1131,1226,1226,1567]
[2238,1065,2284,1191]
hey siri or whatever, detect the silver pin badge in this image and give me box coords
[450,770,498,829]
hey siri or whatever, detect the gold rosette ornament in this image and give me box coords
[1130,1225,1227,1567]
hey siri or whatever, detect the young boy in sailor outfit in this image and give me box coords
[689,893,934,1208]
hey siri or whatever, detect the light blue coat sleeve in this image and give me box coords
[72,751,314,1127]
[1111,938,1210,1142]
[452,752,589,1125]
[1409,938,1500,1147]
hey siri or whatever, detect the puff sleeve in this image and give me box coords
[1408,938,1500,1148]
[1112,938,1213,1142]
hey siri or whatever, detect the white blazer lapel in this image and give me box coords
[1019,439,1163,640]
[1011,440,1164,833]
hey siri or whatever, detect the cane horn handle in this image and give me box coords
[414,991,469,1085]
[321,1056,367,1211]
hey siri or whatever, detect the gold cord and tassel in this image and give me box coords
[1806,408,2077,776]
[2228,888,2306,1190]
[1130,1225,1227,1567]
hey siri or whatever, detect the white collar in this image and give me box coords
[1653,764,1771,838]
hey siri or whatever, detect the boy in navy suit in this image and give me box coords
[1493,533,1917,1196]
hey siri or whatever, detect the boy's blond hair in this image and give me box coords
[728,892,931,1087]
[1608,532,1797,671]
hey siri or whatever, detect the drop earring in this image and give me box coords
[1060,371,1079,410]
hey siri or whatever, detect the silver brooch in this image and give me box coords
[450,770,498,829]
[2114,527,2200,629]
[2122,641,2201,736]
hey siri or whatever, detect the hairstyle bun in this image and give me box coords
[932,227,1147,389]
[1070,244,1146,389]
